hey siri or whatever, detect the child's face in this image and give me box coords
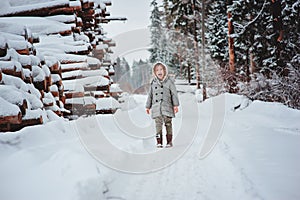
[155,65,165,80]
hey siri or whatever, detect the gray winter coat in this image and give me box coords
[146,76,180,119]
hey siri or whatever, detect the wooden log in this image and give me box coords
[92,92,105,98]
[60,95,66,104]
[21,116,43,127]
[64,103,84,115]
[64,92,84,99]
[51,90,59,98]
[24,75,32,84]
[6,115,43,132]
[0,66,25,80]
[53,110,62,116]
[43,101,54,107]
[45,76,52,90]
[109,71,115,76]
[82,1,94,10]
[76,20,83,27]
[96,109,117,115]
[83,104,96,115]
[0,4,69,17]
[103,1,112,6]
[108,41,116,47]
[0,65,16,76]
[72,27,81,34]
[59,30,72,36]
[22,65,32,71]
[33,79,46,91]
[84,85,109,92]
[32,36,40,43]
[110,92,122,99]
[16,48,29,55]
[62,74,83,81]
[0,47,7,57]
[0,112,22,125]
[49,62,60,74]
[18,99,28,116]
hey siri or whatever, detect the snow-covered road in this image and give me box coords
[1,92,300,200]
[90,93,262,200]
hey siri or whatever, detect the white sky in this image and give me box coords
[102,0,162,64]
[103,0,152,37]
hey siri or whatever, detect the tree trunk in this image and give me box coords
[227,11,235,72]
[249,14,256,76]
[201,0,207,100]
[188,65,191,84]
[193,0,201,89]
[270,0,283,42]
[227,0,236,93]
[270,0,284,67]
[250,52,256,74]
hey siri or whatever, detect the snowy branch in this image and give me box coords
[231,0,267,37]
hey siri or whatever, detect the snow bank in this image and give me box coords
[0,119,105,200]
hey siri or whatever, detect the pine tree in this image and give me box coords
[168,0,202,84]
[114,57,130,82]
[149,0,163,63]
[131,59,151,93]
[206,0,228,65]
[279,0,299,68]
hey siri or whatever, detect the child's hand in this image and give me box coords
[174,106,179,113]
[146,108,150,114]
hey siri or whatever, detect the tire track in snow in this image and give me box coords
[218,141,264,200]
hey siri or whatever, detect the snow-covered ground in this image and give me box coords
[1,85,300,200]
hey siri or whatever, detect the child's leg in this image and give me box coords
[164,116,173,146]
[155,116,163,146]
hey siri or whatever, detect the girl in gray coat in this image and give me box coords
[146,62,179,148]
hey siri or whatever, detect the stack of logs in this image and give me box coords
[0,0,119,132]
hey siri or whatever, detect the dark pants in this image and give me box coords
[155,115,173,139]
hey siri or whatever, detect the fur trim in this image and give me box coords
[152,61,169,82]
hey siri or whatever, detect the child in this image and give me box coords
[146,62,179,148]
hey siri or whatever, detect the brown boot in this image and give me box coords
[156,134,163,148]
[166,134,173,148]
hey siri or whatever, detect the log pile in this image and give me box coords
[0,0,121,131]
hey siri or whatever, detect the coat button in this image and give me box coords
[155,87,157,89]
[161,92,163,94]
[161,86,163,88]
[156,100,158,102]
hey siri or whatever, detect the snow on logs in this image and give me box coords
[0,75,44,131]
[0,0,121,131]
[0,0,81,18]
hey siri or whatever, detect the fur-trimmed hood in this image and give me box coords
[152,61,169,82]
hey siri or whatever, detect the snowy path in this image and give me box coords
[1,93,300,200]
[73,93,266,200]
